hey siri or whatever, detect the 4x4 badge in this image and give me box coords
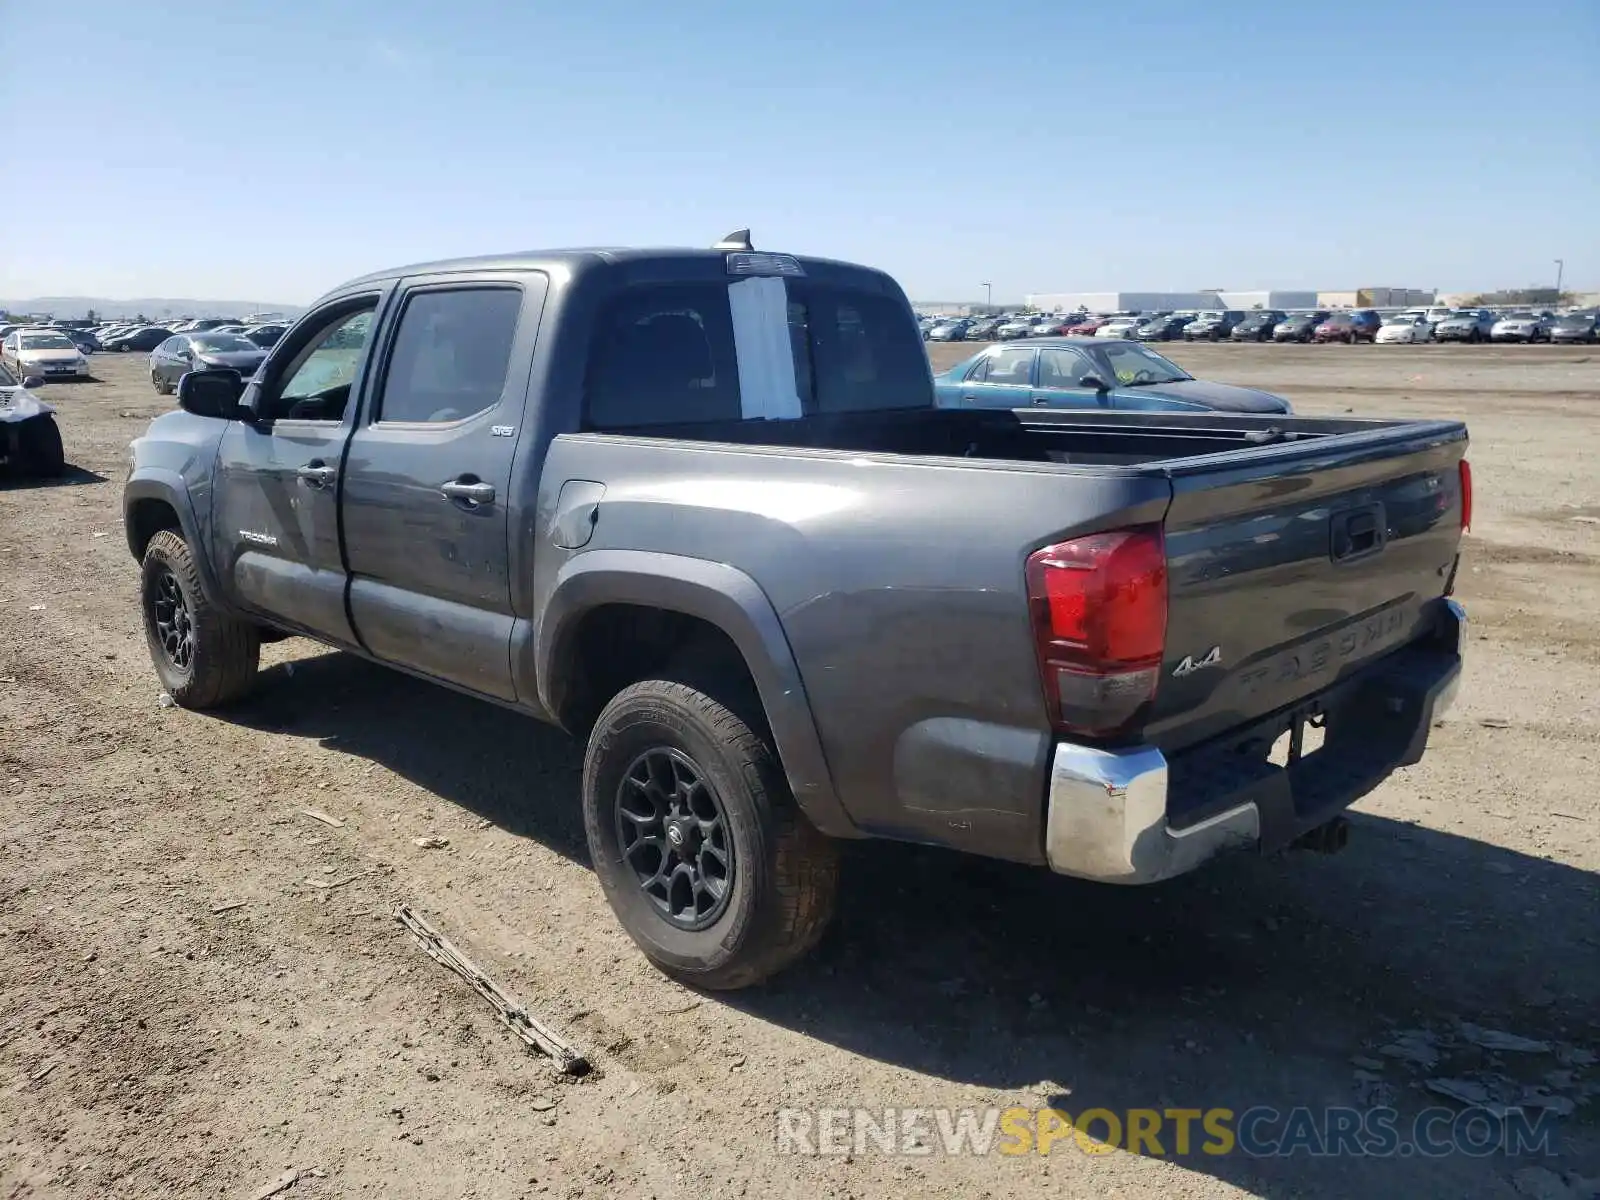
[1172,646,1222,678]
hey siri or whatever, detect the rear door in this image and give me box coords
[211,294,385,644]
[340,273,547,701]
[952,345,1035,406]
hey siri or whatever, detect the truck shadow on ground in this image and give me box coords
[228,649,1599,1198]
[0,465,108,490]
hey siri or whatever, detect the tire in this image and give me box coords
[583,677,839,990]
[152,371,172,395]
[11,415,65,477]
[140,529,260,709]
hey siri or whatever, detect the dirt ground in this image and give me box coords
[2,343,1597,1200]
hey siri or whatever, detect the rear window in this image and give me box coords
[786,283,931,414]
[584,279,929,428]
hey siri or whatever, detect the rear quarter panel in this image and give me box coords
[534,434,1171,864]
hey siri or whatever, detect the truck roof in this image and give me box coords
[337,246,888,291]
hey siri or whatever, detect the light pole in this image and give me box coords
[1554,259,1564,302]
[981,281,992,312]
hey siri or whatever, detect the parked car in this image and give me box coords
[927,319,972,342]
[1231,311,1288,342]
[238,324,288,348]
[65,329,102,353]
[935,338,1294,413]
[121,237,1467,987]
[0,362,66,476]
[1029,317,1077,337]
[994,316,1040,340]
[1273,311,1331,342]
[1489,312,1553,343]
[1432,309,1497,343]
[1183,311,1247,341]
[2,328,93,381]
[1134,313,1194,341]
[1313,310,1382,344]
[1422,306,1455,332]
[103,326,174,353]
[1375,313,1433,344]
[148,333,271,396]
[1067,314,1115,336]
[966,318,1003,341]
[1548,312,1599,344]
[1094,315,1144,339]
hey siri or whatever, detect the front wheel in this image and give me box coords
[8,415,65,477]
[583,677,839,989]
[140,530,260,708]
[152,371,172,395]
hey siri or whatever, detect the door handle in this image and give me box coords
[297,462,337,489]
[440,478,496,506]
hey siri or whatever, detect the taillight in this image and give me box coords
[1458,459,1472,532]
[1025,526,1167,739]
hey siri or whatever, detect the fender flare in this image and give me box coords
[535,549,858,839]
[123,472,226,608]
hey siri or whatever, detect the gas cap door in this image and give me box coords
[549,480,605,549]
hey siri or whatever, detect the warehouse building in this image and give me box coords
[1025,291,1225,314]
[1317,288,1436,309]
[1025,289,1322,313]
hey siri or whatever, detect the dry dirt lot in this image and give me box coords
[2,343,1598,1200]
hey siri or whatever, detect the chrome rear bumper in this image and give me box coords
[1045,600,1465,884]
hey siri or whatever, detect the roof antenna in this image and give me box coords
[713,228,754,252]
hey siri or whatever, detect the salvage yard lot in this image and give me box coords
[2,345,1598,1199]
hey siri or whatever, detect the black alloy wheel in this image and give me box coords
[614,747,735,930]
[148,563,194,672]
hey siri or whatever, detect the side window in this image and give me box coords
[266,306,376,422]
[1101,344,1163,385]
[1037,348,1092,387]
[973,347,1035,386]
[374,288,522,424]
[584,284,741,429]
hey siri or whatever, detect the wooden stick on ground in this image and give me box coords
[393,904,590,1075]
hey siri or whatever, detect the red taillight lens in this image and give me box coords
[1026,526,1167,738]
[1458,459,1472,532]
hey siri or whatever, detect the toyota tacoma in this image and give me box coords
[124,233,1471,988]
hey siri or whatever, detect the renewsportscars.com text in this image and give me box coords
[776,1106,1560,1159]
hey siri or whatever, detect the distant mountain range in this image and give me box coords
[0,296,307,321]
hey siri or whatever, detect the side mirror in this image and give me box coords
[177,368,246,419]
[22,375,46,389]
[1078,374,1110,392]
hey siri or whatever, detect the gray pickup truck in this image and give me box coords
[123,236,1470,988]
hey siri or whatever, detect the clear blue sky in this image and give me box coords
[4,0,1596,304]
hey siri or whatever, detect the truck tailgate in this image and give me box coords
[1144,421,1468,755]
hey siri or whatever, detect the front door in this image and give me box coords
[340,274,546,702]
[210,295,385,644]
[1032,346,1103,409]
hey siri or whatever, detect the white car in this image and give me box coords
[1375,314,1432,344]
[1096,316,1143,338]
[1,329,92,381]
[1490,312,1552,343]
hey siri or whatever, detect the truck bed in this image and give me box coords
[593,404,1461,473]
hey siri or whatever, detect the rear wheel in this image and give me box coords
[583,677,839,989]
[140,530,260,708]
